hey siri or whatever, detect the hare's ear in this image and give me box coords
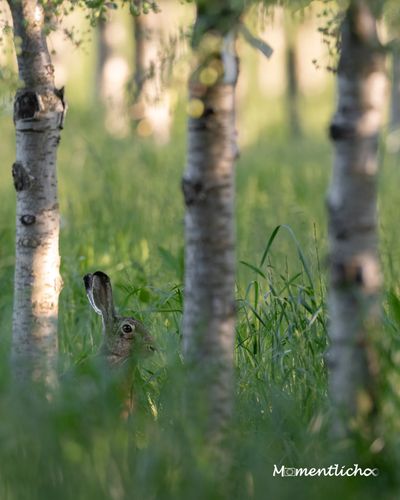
[84,271,116,321]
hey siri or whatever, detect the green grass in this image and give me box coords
[1,85,400,499]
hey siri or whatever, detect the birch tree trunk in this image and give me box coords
[285,17,301,137]
[96,18,113,101]
[326,0,386,437]
[182,16,239,447]
[96,16,130,137]
[388,49,400,152]
[7,0,66,384]
[390,49,400,128]
[132,10,171,143]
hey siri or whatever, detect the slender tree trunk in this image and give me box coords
[96,15,130,137]
[133,11,155,100]
[96,18,112,101]
[390,50,400,130]
[326,0,386,437]
[182,19,239,447]
[7,0,65,384]
[132,10,171,143]
[285,17,301,137]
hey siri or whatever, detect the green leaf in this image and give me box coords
[139,287,151,303]
[388,289,400,327]
[239,260,266,279]
[260,224,314,290]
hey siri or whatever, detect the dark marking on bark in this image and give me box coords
[45,64,55,78]
[355,266,363,285]
[329,122,356,140]
[58,111,66,130]
[331,221,376,241]
[17,237,40,248]
[189,117,207,131]
[203,107,215,118]
[14,91,40,120]
[355,334,367,348]
[340,104,352,115]
[20,214,36,226]
[12,162,31,192]
[182,178,205,206]
[54,86,65,102]
[206,182,232,195]
[183,177,233,206]
[331,260,366,287]
[331,262,349,286]
[335,228,348,240]
[55,86,67,129]
[17,128,46,133]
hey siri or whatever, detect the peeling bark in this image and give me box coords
[326,0,386,437]
[7,0,65,384]
[182,18,239,446]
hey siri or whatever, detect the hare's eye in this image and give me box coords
[122,324,133,334]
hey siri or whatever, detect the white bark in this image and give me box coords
[7,0,65,384]
[326,0,386,436]
[182,27,238,445]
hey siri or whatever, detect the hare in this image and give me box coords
[84,271,155,416]
[83,271,155,367]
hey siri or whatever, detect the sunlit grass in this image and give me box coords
[0,85,400,497]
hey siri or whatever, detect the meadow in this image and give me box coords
[1,35,400,498]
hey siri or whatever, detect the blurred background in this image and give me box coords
[0,0,338,296]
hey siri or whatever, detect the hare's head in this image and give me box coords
[84,271,154,365]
